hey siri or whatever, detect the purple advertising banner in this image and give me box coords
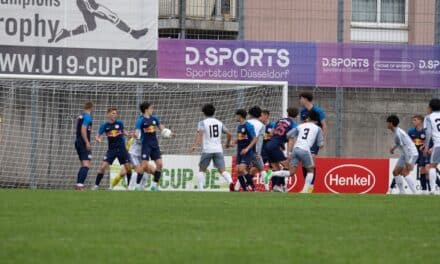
[158,39,316,86]
[316,43,440,89]
[158,39,440,89]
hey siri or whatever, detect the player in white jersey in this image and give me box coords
[270,109,324,193]
[126,136,151,190]
[191,104,234,191]
[423,98,440,194]
[387,115,419,194]
[246,106,267,191]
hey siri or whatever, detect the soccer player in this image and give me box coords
[424,98,440,195]
[264,107,299,192]
[260,109,275,191]
[234,109,258,191]
[93,107,132,190]
[387,115,419,194]
[407,115,431,193]
[247,106,266,191]
[190,103,234,191]
[49,0,149,43]
[74,102,93,190]
[136,102,172,192]
[265,107,299,192]
[299,92,327,193]
[271,110,324,193]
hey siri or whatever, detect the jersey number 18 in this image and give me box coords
[209,124,219,138]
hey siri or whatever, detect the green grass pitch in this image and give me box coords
[1,190,440,264]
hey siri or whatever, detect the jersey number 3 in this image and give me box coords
[302,128,310,139]
[209,124,219,138]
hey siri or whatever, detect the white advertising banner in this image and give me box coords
[110,155,233,192]
[0,0,157,77]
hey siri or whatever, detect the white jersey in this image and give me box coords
[394,127,418,157]
[424,112,440,147]
[287,122,324,151]
[197,117,228,153]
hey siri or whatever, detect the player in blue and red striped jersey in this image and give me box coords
[264,107,299,192]
[234,109,258,191]
[93,107,132,190]
[299,92,327,193]
[74,102,93,190]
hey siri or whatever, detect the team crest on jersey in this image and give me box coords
[88,154,92,159]
[421,134,426,139]
[153,121,156,125]
[241,128,245,132]
[115,124,120,129]
[143,154,147,158]
[104,156,107,160]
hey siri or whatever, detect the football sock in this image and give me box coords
[395,175,405,194]
[111,174,122,187]
[260,171,267,184]
[302,172,314,193]
[404,176,417,194]
[116,20,130,33]
[238,176,247,191]
[126,171,132,185]
[77,167,89,184]
[198,172,206,191]
[136,172,144,184]
[429,168,437,193]
[420,173,427,190]
[221,171,233,184]
[95,173,103,186]
[245,174,255,190]
[153,171,161,183]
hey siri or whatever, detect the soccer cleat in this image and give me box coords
[75,183,85,191]
[264,170,272,184]
[91,185,99,191]
[131,28,149,39]
[273,185,283,192]
[229,182,235,192]
[307,185,314,193]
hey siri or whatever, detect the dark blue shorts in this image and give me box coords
[75,140,92,161]
[237,150,255,166]
[103,149,130,165]
[261,144,270,164]
[265,142,286,163]
[417,153,430,167]
[142,144,161,161]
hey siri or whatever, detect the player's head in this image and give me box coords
[299,92,313,106]
[84,101,93,112]
[386,115,399,129]
[107,107,118,122]
[429,98,440,112]
[260,109,270,123]
[307,109,320,123]
[412,115,424,127]
[235,109,247,122]
[287,107,299,119]
[140,102,153,115]
[202,103,215,117]
[248,106,262,119]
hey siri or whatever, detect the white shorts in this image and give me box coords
[130,153,142,167]
[431,147,440,164]
[396,154,418,168]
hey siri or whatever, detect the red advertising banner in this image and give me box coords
[314,158,389,194]
[232,156,389,194]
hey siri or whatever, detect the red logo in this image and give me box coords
[323,164,376,194]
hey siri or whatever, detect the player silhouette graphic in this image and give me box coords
[49,0,149,43]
